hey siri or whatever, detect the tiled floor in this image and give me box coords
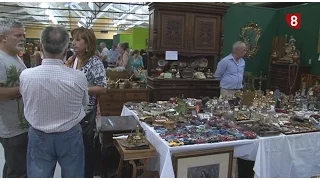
[0,145,62,178]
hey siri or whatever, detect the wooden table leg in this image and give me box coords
[129,160,137,178]
[117,157,124,178]
[143,158,151,172]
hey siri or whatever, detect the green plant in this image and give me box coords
[5,65,28,129]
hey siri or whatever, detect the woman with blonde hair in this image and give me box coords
[65,27,107,178]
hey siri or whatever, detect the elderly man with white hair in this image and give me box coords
[214,41,247,98]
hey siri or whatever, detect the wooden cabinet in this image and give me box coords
[158,11,188,50]
[268,63,311,95]
[147,77,220,102]
[146,3,228,100]
[148,3,228,54]
[99,89,149,116]
[192,14,221,53]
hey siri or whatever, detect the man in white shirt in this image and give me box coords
[20,26,89,178]
[100,42,109,62]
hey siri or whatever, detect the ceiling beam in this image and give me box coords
[87,2,120,22]
[114,5,143,26]
[18,2,69,23]
[74,3,87,17]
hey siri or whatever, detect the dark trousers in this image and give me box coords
[0,132,28,178]
[81,106,97,178]
[83,132,95,178]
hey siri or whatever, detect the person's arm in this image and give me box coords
[0,86,20,101]
[79,75,89,107]
[89,61,107,95]
[214,59,228,80]
[139,56,144,69]
[121,53,129,67]
[0,63,21,100]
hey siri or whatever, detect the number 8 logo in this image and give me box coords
[291,15,298,27]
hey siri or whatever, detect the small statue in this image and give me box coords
[176,71,181,78]
[288,35,296,46]
[127,133,133,144]
[274,88,280,100]
[206,69,213,79]
[308,88,314,100]
[280,35,298,63]
[301,88,306,98]
[133,125,141,141]
[295,90,301,99]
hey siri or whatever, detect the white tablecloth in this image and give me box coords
[121,106,320,178]
[121,106,258,178]
[254,132,320,178]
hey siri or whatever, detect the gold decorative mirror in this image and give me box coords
[240,22,262,59]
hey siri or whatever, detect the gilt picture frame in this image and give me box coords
[240,21,262,60]
[172,147,234,178]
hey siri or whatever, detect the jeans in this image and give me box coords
[0,133,28,178]
[27,124,85,178]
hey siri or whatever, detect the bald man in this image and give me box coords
[214,41,247,98]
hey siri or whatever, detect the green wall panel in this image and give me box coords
[276,3,320,75]
[223,5,277,76]
[119,34,133,50]
[132,28,149,51]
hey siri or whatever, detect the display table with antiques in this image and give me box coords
[119,87,320,177]
[121,106,258,178]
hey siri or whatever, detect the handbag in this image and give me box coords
[80,106,97,137]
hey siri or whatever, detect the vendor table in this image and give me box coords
[121,106,258,178]
[121,105,320,178]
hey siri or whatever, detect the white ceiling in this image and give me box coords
[0,2,149,32]
[0,2,267,33]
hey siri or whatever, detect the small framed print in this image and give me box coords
[172,147,234,178]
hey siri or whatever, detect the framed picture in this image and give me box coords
[172,147,234,178]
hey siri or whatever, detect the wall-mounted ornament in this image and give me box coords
[240,22,262,60]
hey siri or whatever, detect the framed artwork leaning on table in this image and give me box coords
[172,147,234,178]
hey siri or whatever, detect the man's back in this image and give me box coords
[20,59,89,133]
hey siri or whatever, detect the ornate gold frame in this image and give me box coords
[240,22,262,59]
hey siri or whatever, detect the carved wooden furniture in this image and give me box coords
[114,139,156,178]
[147,77,220,102]
[99,89,149,116]
[147,3,228,55]
[146,3,228,99]
[268,63,311,95]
